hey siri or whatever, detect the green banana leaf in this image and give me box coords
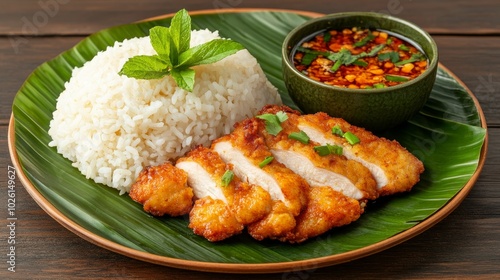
[11,10,486,271]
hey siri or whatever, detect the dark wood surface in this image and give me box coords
[1,0,498,278]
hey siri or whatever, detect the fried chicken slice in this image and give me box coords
[212,118,310,241]
[282,186,362,243]
[129,162,194,217]
[257,105,378,201]
[259,105,424,196]
[297,112,425,196]
[212,120,309,217]
[176,146,272,241]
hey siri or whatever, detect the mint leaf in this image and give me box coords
[149,26,172,64]
[170,8,191,54]
[171,67,196,92]
[119,55,169,79]
[177,39,244,67]
[117,9,245,92]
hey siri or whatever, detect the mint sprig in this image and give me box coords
[118,9,245,92]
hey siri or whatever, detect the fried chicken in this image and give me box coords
[212,120,309,217]
[246,201,296,241]
[129,162,194,217]
[212,118,309,240]
[258,105,378,201]
[129,104,424,244]
[297,111,425,196]
[188,196,243,242]
[176,146,272,241]
[282,186,362,243]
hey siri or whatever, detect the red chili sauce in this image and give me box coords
[292,27,428,89]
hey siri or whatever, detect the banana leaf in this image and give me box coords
[10,10,487,272]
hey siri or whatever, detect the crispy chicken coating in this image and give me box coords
[246,201,296,241]
[232,182,273,225]
[130,105,424,244]
[298,112,424,196]
[176,146,272,241]
[212,119,309,217]
[259,105,424,196]
[212,118,310,241]
[281,186,362,243]
[129,162,194,216]
[189,196,243,242]
[258,105,378,201]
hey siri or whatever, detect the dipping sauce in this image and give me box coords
[292,27,428,89]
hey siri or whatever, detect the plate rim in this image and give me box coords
[7,8,489,274]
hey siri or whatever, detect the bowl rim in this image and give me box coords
[282,11,439,95]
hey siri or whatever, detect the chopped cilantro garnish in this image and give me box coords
[378,51,400,63]
[256,111,288,136]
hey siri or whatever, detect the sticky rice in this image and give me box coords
[48,29,281,194]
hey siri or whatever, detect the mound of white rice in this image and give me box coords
[48,29,281,194]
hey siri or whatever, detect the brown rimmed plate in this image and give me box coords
[8,9,487,273]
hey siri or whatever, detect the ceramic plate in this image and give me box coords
[8,9,487,273]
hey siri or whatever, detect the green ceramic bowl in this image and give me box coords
[282,12,438,131]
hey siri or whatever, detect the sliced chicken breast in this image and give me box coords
[258,105,424,196]
[212,121,308,217]
[257,106,378,201]
[298,112,425,196]
[176,146,272,241]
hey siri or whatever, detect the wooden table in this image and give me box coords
[1,0,498,278]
